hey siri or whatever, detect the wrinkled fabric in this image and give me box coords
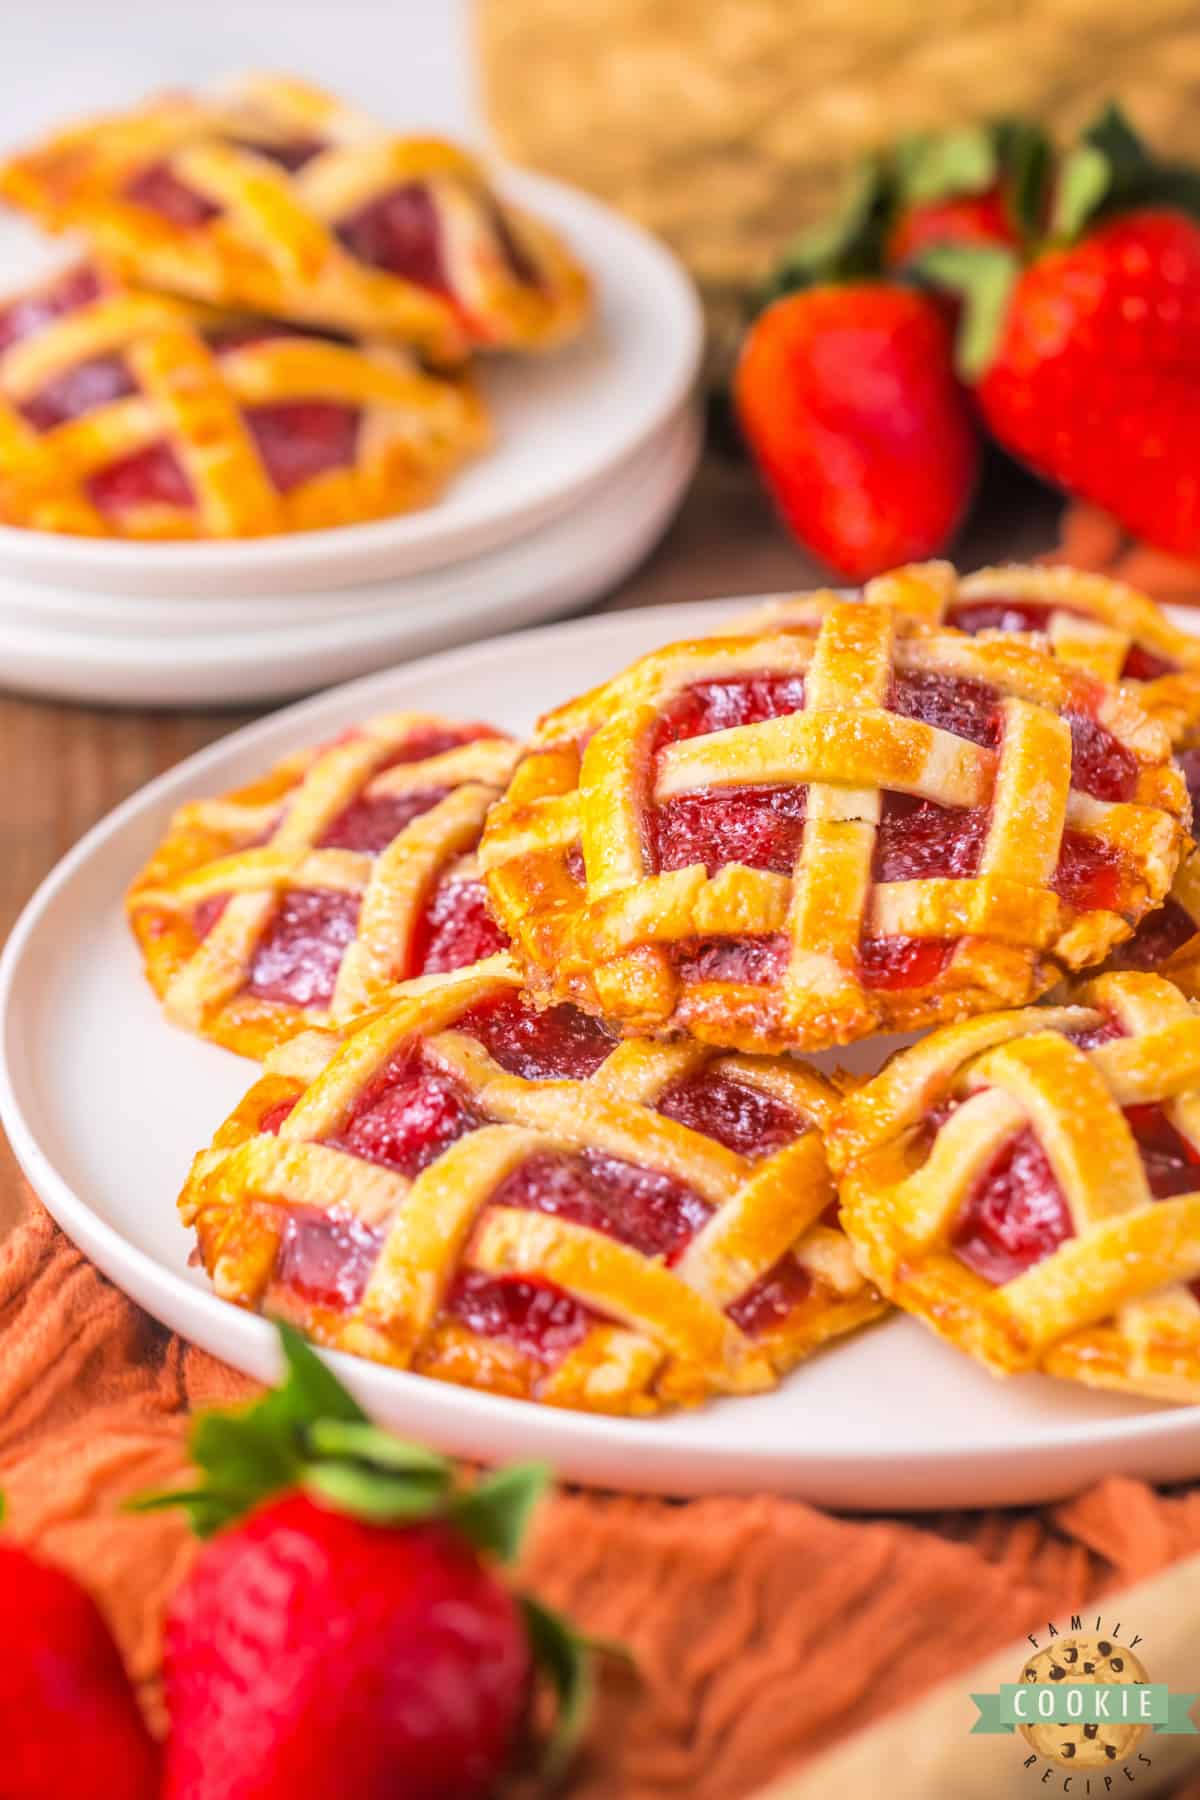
[4,1202,1200,1799]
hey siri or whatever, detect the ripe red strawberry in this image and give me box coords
[977,208,1200,557]
[885,187,1018,269]
[136,1324,591,1800]
[0,1517,160,1800]
[164,1498,529,1800]
[735,282,980,579]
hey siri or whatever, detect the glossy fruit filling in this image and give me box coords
[0,265,103,353]
[20,352,136,429]
[244,401,360,492]
[408,876,508,978]
[947,599,1179,683]
[950,1052,1200,1285]
[657,1066,800,1158]
[244,890,361,1006]
[227,135,325,172]
[274,992,815,1360]
[1112,747,1200,970]
[452,991,614,1080]
[88,442,195,517]
[317,787,448,853]
[336,184,450,291]
[124,162,221,226]
[645,667,1142,992]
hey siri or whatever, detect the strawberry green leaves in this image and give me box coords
[131,1320,603,1781]
[755,155,890,311]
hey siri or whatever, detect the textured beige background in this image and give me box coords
[480,0,1200,302]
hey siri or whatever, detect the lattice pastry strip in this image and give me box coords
[180,956,885,1415]
[0,263,488,540]
[481,580,1189,1055]
[738,561,1200,745]
[0,75,591,362]
[831,971,1200,1402]
[127,713,521,1058]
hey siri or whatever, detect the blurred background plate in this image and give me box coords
[0,172,703,598]
[0,405,701,704]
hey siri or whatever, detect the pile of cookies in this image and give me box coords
[129,561,1200,1414]
[0,75,590,539]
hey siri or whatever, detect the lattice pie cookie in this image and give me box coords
[832,971,1200,1402]
[741,562,1200,745]
[128,715,519,1058]
[480,591,1190,1054]
[180,956,884,1413]
[0,75,591,363]
[0,263,488,539]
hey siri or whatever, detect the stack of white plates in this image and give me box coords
[0,173,704,707]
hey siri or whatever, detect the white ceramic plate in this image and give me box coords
[0,407,700,705]
[0,172,703,598]
[5,598,1200,1510]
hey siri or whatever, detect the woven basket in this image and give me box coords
[478,0,1200,312]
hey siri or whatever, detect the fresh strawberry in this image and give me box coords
[735,282,980,579]
[885,187,1018,269]
[135,1324,592,1800]
[0,1502,161,1800]
[976,208,1200,557]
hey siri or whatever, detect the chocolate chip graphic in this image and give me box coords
[1098,1642,1113,1657]
[1105,1745,1118,1761]
[1050,1665,1066,1681]
[1110,1658,1124,1673]
[1024,1668,1037,1682]
[1083,1662,1096,1674]
[1084,1725,1099,1740]
[1064,1647,1079,1664]
[1060,1743,1076,1760]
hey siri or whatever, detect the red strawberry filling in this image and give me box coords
[244,402,360,493]
[124,162,221,226]
[1110,746,1200,971]
[0,264,104,352]
[337,184,450,292]
[949,1028,1200,1285]
[409,876,508,978]
[245,890,361,1006]
[444,1270,595,1361]
[19,352,136,430]
[453,991,614,1081]
[657,1066,800,1158]
[273,993,815,1361]
[226,135,324,172]
[645,668,1136,993]
[88,442,195,517]
[318,788,448,853]
[947,599,1179,683]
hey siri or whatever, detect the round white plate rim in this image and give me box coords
[0,171,703,597]
[4,594,1200,1506]
[0,410,700,705]
[0,404,698,636]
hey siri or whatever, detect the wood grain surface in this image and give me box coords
[0,453,1059,1237]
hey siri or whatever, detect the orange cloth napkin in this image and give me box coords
[7,1196,1200,1797]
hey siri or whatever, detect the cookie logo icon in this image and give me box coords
[1018,1636,1151,1769]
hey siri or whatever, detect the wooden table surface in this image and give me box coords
[0,453,1060,1237]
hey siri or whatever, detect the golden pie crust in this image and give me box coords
[832,971,1200,1403]
[128,714,520,1057]
[0,264,488,539]
[180,955,885,1414]
[480,580,1190,1055]
[0,75,591,363]
[739,560,1200,744]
